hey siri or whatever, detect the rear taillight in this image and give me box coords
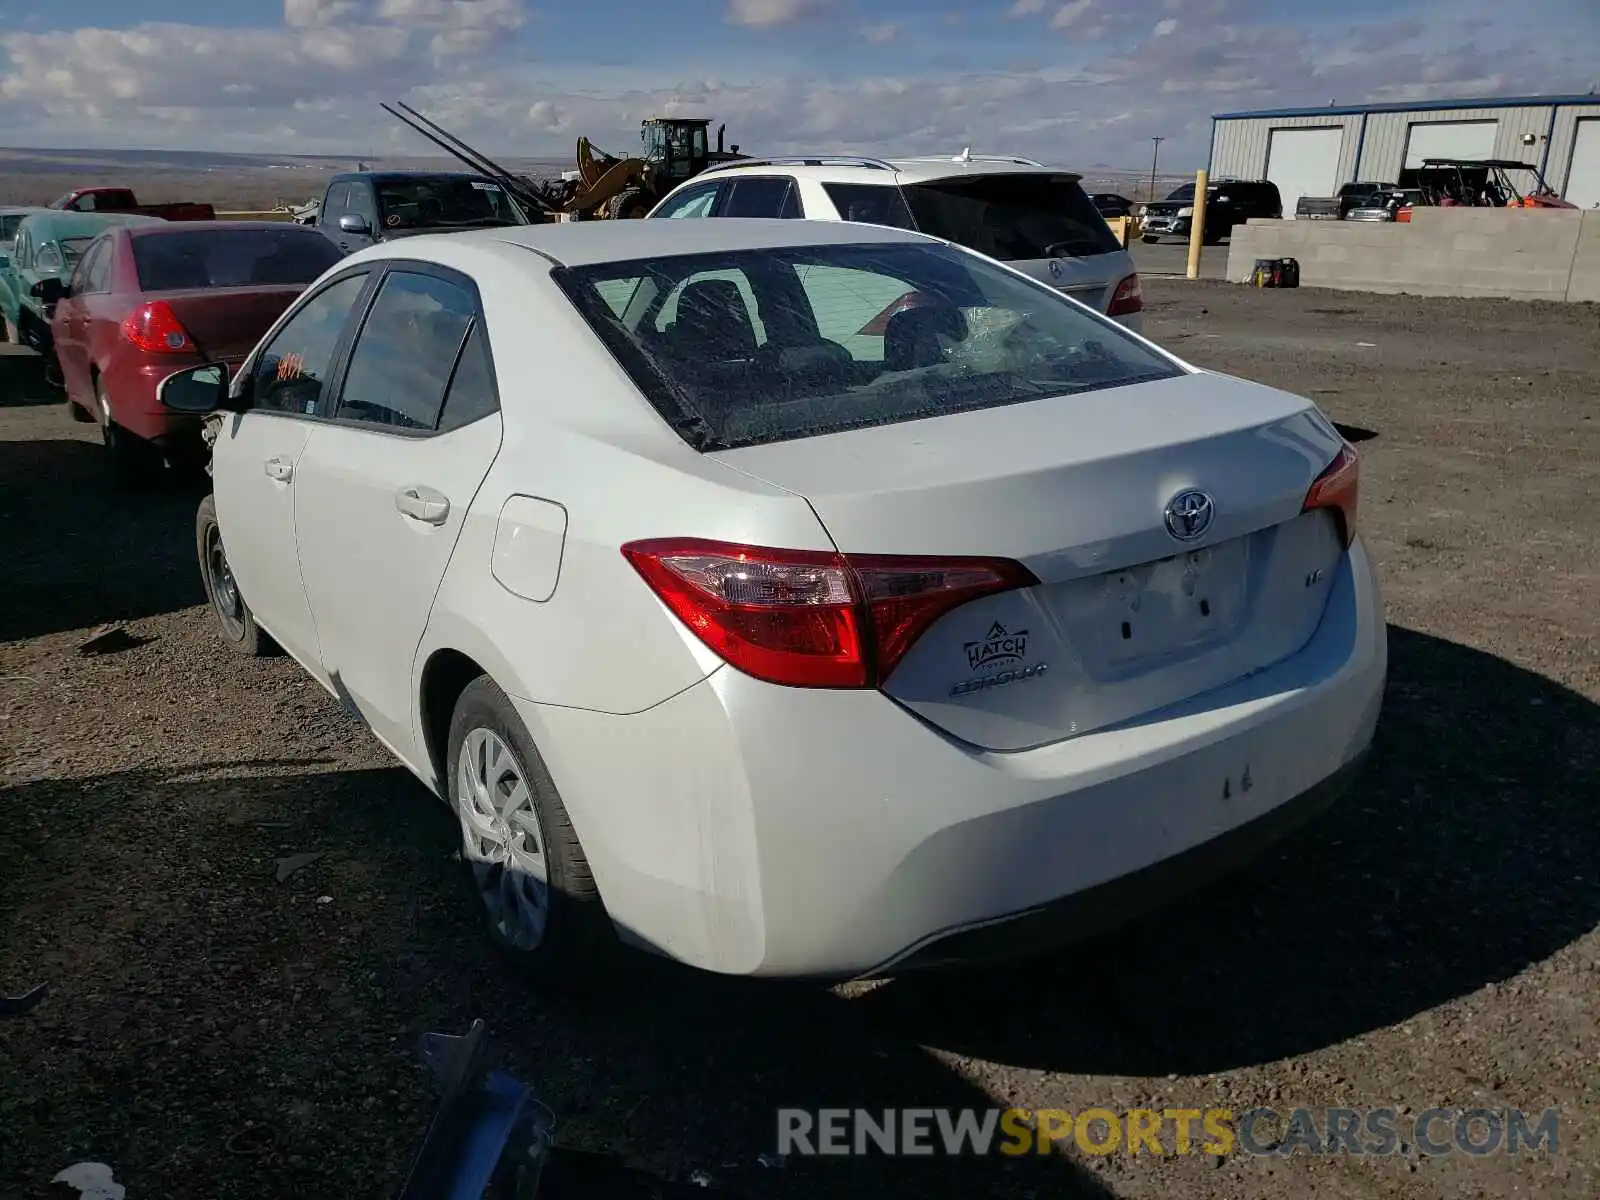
[1107,273,1143,316]
[621,538,1037,689]
[1302,444,1360,548]
[121,301,196,354]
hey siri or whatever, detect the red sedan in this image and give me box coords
[50,220,344,486]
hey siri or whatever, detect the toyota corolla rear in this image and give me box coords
[537,232,1385,979]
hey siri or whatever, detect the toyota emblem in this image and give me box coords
[1164,489,1215,541]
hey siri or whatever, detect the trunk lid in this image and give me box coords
[147,285,305,361]
[711,371,1348,751]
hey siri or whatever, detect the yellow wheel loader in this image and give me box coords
[383,101,746,223]
[566,117,746,219]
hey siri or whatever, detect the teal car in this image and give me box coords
[0,209,164,354]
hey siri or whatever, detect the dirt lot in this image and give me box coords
[1,282,1597,1200]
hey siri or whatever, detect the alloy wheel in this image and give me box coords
[456,727,549,951]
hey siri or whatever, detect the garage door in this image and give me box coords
[1564,118,1600,209]
[1265,127,1343,220]
[1404,120,1496,169]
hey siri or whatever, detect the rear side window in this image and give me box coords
[901,174,1120,261]
[822,183,916,229]
[335,270,476,431]
[133,228,343,291]
[437,323,500,432]
[721,177,802,219]
[554,241,1181,452]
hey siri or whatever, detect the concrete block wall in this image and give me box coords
[1225,208,1600,302]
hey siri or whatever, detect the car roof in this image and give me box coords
[333,170,499,183]
[123,219,328,238]
[19,210,166,238]
[696,154,1083,187]
[414,216,938,268]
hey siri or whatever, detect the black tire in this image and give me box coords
[446,675,619,987]
[195,493,276,656]
[612,187,650,220]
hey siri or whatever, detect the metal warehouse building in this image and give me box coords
[1207,93,1600,217]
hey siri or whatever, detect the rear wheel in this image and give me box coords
[446,676,619,986]
[196,493,275,657]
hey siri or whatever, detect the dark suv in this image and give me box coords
[1140,179,1281,244]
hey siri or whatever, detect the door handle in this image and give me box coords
[264,457,294,482]
[395,485,450,526]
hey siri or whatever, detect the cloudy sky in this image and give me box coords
[0,0,1595,168]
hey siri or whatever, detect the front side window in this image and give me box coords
[252,272,369,416]
[0,215,25,242]
[70,237,107,295]
[321,183,352,225]
[133,228,343,291]
[85,236,114,292]
[901,174,1121,261]
[554,241,1182,451]
[335,270,476,431]
[653,183,720,219]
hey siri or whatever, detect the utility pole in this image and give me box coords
[1148,136,1165,203]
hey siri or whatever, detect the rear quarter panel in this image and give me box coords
[410,244,833,764]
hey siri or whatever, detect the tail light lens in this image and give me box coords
[121,301,196,354]
[621,538,1037,689]
[1107,273,1143,316]
[1302,444,1360,548]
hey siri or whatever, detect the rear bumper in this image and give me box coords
[520,538,1386,979]
[880,748,1367,973]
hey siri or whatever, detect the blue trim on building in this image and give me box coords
[1212,93,1599,121]
[1352,112,1369,177]
[1206,120,1217,175]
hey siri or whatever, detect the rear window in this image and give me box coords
[553,241,1181,452]
[133,228,343,292]
[901,174,1120,261]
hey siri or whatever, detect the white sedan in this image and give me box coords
[160,217,1386,982]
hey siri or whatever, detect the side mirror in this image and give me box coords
[158,362,230,414]
[30,277,65,304]
[338,213,371,235]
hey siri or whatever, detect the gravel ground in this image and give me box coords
[1,282,1597,1200]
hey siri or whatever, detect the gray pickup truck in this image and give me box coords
[315,170,530,255]
[1295,181,1400,221]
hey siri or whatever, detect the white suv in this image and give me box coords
[646,152,1143,330]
